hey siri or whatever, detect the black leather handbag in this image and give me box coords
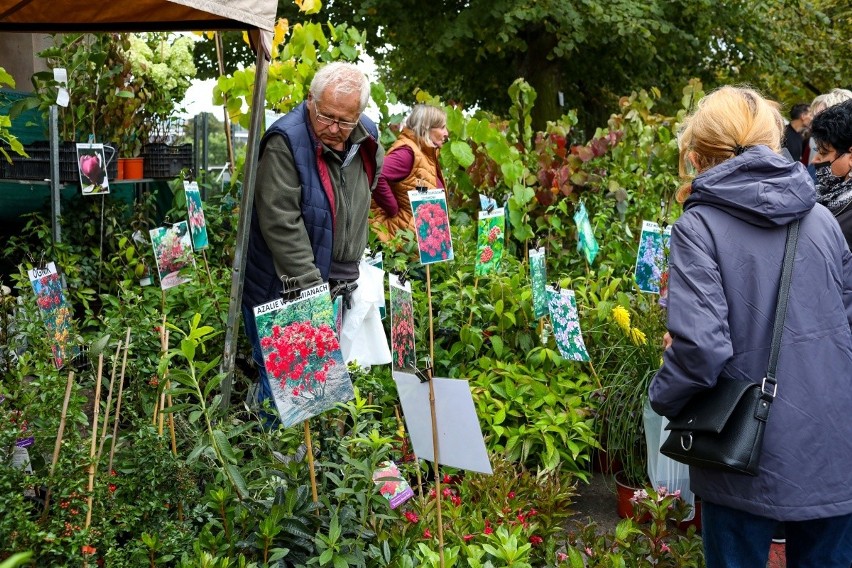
[660,219,799,476]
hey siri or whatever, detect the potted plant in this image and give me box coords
[578,274,668,507]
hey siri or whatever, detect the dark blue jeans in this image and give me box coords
[702,500,852,568]
[241,303,279,427]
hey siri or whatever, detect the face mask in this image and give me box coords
[814,154,848,192]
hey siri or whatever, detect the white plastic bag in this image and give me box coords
[644,399,695,521]
[339,262,392,366]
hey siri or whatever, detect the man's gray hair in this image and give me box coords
[309,62,370,114]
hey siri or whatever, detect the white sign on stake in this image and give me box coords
[393,371,493,474]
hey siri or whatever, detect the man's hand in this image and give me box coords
[662,332,673,350]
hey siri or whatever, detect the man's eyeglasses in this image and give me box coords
[313,102,359,130]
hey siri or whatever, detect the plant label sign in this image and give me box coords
[76,143,111,195]
[149,222,195,290]
[28,262,77,369]
[529,247,548,319]
[253,283,354,428]
[475,207,505,276]
[393,371,493,474]
[184,181,209,251]
[362,250,385,320]
[389,274,416,373]
[573,202,599,265]
[408,189,454,265]
[635,221,672,294]
[372,460,414,509]
[546,286,590,362]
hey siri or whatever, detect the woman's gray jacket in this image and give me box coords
[649,145,852,521]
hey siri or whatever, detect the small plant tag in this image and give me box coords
[475,208,505,276]
[389,274,416,373]
[529,247,548,319]
[184,181,209,251]
[253,284,354,428]
[372,461,414,509]
[634,220,671,294]
[28,262,77,369]
[573,202,599,265]
[546,286,589,361]
[76,143,111,196]
[408,189,454,265]
[149,222,195,290]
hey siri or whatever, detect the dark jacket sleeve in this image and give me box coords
[649,219,734,416]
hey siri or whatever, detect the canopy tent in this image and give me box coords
[0,0,276,403]
[0,0,275,32]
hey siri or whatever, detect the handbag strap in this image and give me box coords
[764,218,800,392]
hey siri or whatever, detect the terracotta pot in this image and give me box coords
[117,158,126,180]
[614,470,650,522]
[124,157,144,180]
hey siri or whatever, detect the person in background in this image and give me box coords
[807,89,852,180]
[241,61,384,414]
[370,104,448,242]
[782,103,811,162]
[649,85,852,567]
[809,98,852,250]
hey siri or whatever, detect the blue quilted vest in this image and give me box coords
[242,102,379,308]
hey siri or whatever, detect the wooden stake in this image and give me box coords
[96,338,123,465]
[304,421,319,504]
[85,353,105,530]
[107,332,131,475]
[42,370,75,521]
[425,265,445,568]
[587,358,603,390]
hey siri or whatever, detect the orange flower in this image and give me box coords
[81,545,97,555]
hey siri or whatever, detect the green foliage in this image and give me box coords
[566,486,704,567]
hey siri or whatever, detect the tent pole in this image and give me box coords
[221,33,270,408]
[50,105,61,245]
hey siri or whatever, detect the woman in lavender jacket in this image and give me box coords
[649,86,852,567]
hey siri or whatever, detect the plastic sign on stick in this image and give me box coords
[475,208,505,276]
[76,143,111,195]
[393,372,493,474]
[389,274,417,373]
[184,181,209,251]
[573,202,599,265]
[149,222,195,290]
[28,262,77,369]
[408,189,454,264]
[253,284,354,428]
[529,247,548,319]
[634,220,672,294]
[546,286,590,362]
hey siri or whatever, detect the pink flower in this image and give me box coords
[404,511,419,523]
[423,528,432,539]
[463,534,474,542]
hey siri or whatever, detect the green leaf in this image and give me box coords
[450,140,475,167]
[180,338,196,362]
[212,429,237,463]
[224,462,248,498]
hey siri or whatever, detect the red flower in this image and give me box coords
[423,528,432,539]
[108,484,117,493]
[451,494,461,506]
[484,526,493,535]
[529,535,543,547]
[81,545,97,555]
[479,246,494,264]
[463,534,474,542]
[507,491,515,499]
[404,511,419,523]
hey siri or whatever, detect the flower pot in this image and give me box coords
[614,470,650,522]
[117,157,126,180]
[124,157,144,180]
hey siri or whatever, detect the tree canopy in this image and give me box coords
[192,0,852,133]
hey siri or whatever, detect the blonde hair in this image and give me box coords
[811,88,852,117]
[676,86,784,203]
[404,104,447,147]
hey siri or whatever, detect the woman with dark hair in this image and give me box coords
[810,98,852,250]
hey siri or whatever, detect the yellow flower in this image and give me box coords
[629,327,647,346]
[611,305,631,332]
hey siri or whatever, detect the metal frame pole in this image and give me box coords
[221,34,270,407]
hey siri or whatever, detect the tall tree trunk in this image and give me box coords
[521,30,561,131]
